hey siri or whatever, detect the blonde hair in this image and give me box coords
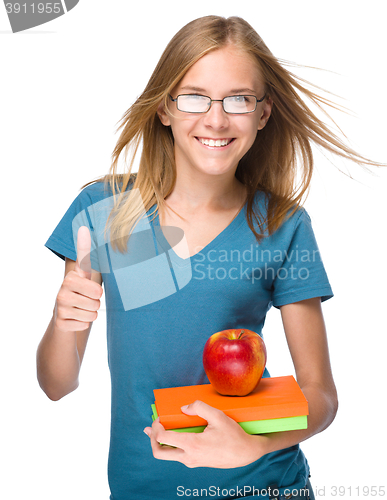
[88,15,381,251]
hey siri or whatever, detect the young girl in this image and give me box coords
[37,15,378,500]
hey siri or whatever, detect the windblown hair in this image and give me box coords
[88,16,380,251]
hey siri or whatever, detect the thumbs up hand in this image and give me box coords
[54,226,103,333]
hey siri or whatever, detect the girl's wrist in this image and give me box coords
[241,433,271,466]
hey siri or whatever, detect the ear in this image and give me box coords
[157,101,171,127]
[258,95,273,131]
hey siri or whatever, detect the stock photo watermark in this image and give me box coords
[73,189,324,311]
[176,484,386,498]
[3,0,78,32]
[192,246,320,283]
[176,485,310,497]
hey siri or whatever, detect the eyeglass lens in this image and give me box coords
[176,95,257,114]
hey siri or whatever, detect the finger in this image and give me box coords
[151,418,177,447]
[75,226,92,279]
[55,319,93,333]
[71,293,101,312]
[149,420,187,460]
[63,307,98,323]
[150,418,196,452]
[64,271,103,300]
[151,418,181,448]
[181,400,225,425]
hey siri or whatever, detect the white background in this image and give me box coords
[1,1,386,499]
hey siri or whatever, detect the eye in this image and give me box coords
[177,94,210,113]
[232,95,250,103]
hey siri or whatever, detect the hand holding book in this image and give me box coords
[144,399,276,468]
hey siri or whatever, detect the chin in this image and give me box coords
[197,162,239,177]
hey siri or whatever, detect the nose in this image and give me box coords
[203,101,229,129]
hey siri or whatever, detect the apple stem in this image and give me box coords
[238,330,244,339]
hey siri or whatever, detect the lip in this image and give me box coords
[195,137,235,149]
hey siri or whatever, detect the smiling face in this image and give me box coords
[158,45,272,182]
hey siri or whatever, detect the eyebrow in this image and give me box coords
[230,88,257,95]
[179,85,257,95]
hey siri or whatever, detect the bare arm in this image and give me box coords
[36,228,103,401]
[252,297,339,454]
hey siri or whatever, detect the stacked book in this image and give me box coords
[151,375,308,434]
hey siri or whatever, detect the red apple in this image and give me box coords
[203,329,267,396]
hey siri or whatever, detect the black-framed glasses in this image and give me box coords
[169,93,266,114]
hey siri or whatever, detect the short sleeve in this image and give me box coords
[44,183,111,271]
[271,209,333,308]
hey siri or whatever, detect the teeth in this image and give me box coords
[199,138,231,147]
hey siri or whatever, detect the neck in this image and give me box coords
[165,170,247,213]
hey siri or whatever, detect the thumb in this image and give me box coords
[181,400,224,424]
[75,226,92,279]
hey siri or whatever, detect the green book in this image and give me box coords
[151,404,307,434]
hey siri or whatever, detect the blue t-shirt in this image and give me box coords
[45,182,333,500]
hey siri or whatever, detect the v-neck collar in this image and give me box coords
[151,201,247,264]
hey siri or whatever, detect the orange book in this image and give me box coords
[154,375,308,429]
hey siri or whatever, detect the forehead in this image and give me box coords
[176,46,264,95]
